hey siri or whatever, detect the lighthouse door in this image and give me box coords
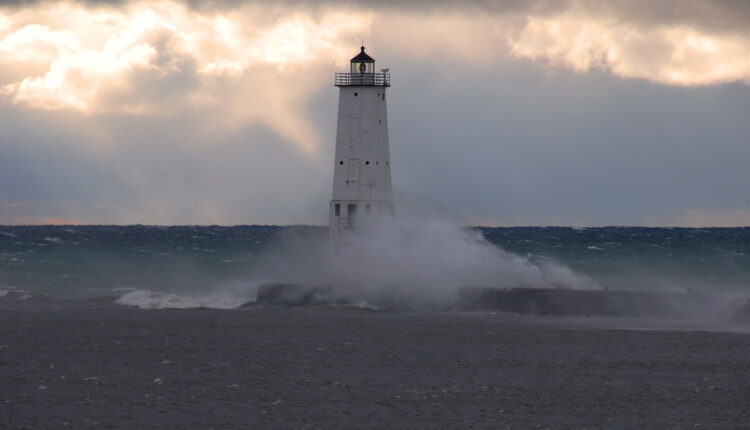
[347,159,361,184]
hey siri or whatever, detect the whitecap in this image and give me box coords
[0,289,32,300]
[349,300,379,311]
[115,289,247,310]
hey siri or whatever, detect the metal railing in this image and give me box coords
[335,72,390,87]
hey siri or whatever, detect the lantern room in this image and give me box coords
[350,46,375,74]
[334,46,390,87]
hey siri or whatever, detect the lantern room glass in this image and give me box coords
[351,61,374,74]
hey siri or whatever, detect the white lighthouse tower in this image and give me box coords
[329,46,393,245]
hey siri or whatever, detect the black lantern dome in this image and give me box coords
[350,46,375,74]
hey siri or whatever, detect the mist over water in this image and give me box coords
[1,219,749,312]
[253,209,601,310]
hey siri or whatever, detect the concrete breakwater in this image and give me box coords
[253,283,750,322]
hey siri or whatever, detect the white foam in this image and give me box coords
[255,209,602,309]
[0,288,31,300]
[116,289,247,310]
[337,300,379,311]
[111,287,136,292]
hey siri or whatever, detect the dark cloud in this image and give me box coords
[588,0,750,34]
[0,104,327,224]
[0,107,131,223]
[387,57,750,225]
[4,0,750,33]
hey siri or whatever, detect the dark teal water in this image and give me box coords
[479,227,750,290]
[1,225,749,300]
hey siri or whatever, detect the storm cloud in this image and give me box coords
[1,0,750,225]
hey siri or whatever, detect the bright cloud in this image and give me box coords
[1,0,750,153]
[508,6,750,86]
[0,1,370,152]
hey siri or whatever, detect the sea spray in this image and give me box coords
[6,224,748,314]
[251,211,601,310]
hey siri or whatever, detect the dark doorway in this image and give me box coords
[347,203,358,226]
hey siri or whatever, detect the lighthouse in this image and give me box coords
[329,46,393,245]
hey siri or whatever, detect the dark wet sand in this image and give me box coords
[2,307,749,429]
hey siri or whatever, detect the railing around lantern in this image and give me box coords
[335,72,391,87]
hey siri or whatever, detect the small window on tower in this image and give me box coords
[335,204,340,216]
[365,161,370,165]
[354,92,358,97]
[339,161,343,165]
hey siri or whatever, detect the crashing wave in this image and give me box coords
[115,289,247,310]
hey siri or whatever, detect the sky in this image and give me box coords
[1,0,750,226]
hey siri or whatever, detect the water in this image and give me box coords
[3,225,750,428]
[479,226,750,293]
[5,306,749,428]
[0,225,290,298]
[1,225,749,310]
